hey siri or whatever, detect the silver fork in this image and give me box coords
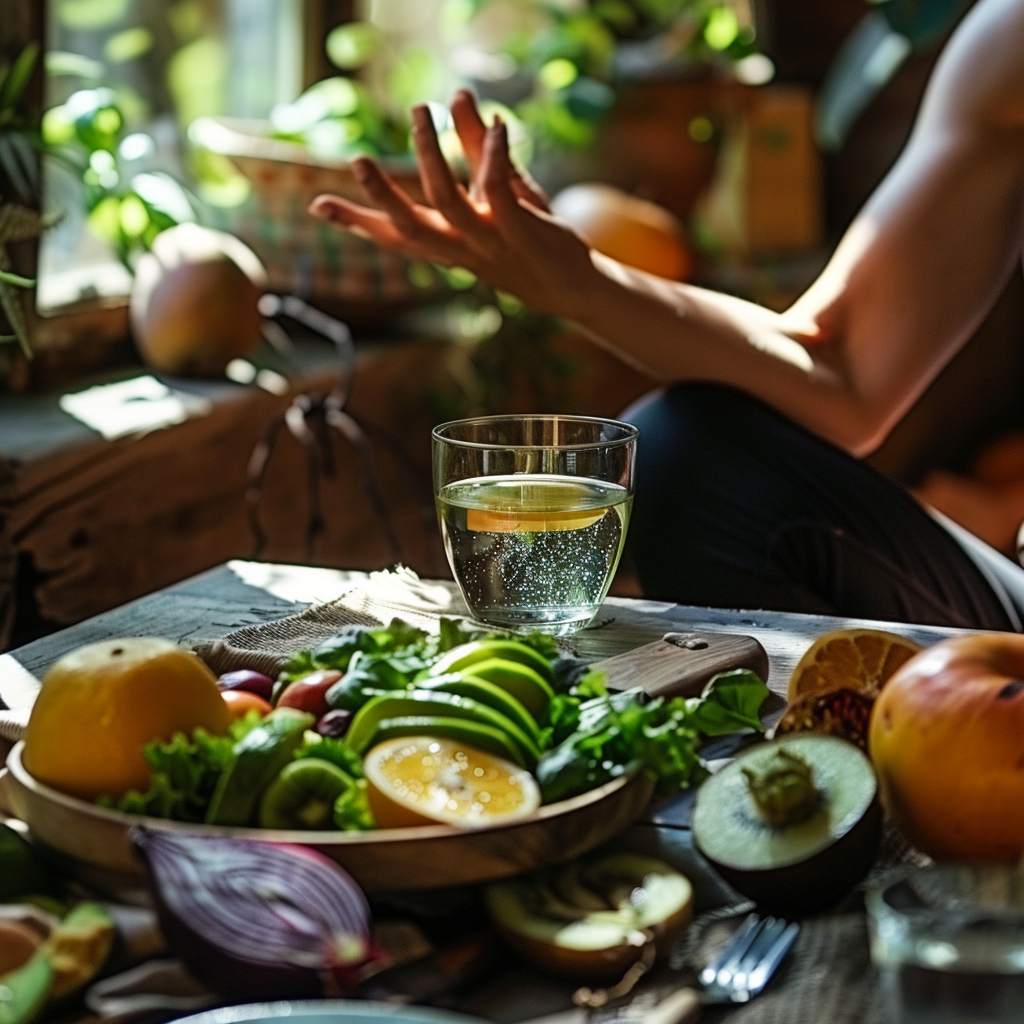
[640,913,800,1024]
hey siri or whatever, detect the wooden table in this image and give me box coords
[0,560,966,1023]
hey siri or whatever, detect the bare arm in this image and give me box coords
[310,0,1024,455]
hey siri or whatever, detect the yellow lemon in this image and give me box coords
[23,637,231,800]
[364,735,541,829]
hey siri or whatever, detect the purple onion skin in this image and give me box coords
[131,828,376,999]
[315,710,353,738]
[217,670,275,701]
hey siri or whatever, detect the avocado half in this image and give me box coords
[692,734,881,917]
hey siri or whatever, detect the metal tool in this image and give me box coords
[640,914,800,1024]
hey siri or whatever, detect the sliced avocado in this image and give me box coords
[0,949,52,1024]
[364,716,526,767]
[692,734,881,916]
[454,659,555,720]
[429,641,555,685]
[47,902,114,999]
[206,707,315,825]
[347,690,539,767]
[416,673,542,742]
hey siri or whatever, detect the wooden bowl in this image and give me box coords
[2,744,654,892]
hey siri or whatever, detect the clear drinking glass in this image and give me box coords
[432,414,638,636]
[868,866,1024,1024]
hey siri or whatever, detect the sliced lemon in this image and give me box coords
[465,507,606,533]
[364,735,541,829]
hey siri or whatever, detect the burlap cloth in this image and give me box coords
[193,566,473,679]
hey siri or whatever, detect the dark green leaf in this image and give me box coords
[686,668,769,736]
[0,135,34,200]
[296,734,364,778]
[0,269,35,289]
[0,43,39,115]
[333,778,375,830]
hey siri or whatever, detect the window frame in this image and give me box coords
[3,0,355,392]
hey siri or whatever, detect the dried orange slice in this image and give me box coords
[363,735,541,829]
[787,628,923,704]
[465,508,606,533]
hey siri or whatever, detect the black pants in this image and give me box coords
[625,384,1018,631]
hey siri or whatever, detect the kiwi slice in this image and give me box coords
[258,759,355,830]
[692,734,881,916]
[486,854,693,981]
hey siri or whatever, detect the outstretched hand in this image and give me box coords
[308,90,596,317]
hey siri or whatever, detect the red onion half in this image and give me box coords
[132,828,377,998]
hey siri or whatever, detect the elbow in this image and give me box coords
[817,401,897,458]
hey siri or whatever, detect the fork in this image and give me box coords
[640,913,800,1024]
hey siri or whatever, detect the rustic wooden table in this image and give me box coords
[0,560,966,1023]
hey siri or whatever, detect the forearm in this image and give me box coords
[562,254,876,453]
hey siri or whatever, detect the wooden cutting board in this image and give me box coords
[594,631,769,699]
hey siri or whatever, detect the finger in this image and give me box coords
[453,91,548,212]
[411,104,489,242]
[481,121,530,231]
[309,193,462,264]
[349,157,424,235]
[309,194,412,246]
[451,89,487,181]
[509,165,550,213]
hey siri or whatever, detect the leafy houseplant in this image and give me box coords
[0,43,43,359]
[463,0,760,152]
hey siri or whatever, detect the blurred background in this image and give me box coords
[2,0,1022,650]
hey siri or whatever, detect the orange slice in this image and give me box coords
[787,628,923,704]
[363,735,541,829]
[465,508,606,533]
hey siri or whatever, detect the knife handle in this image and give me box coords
[596,631,770,699]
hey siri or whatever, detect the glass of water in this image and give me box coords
[432,414,638,636]
[868,866,1024,1024]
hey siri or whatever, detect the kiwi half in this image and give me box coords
[692,734,881,916]
[486,854,693,981]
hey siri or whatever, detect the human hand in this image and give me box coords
[308,90,597,317]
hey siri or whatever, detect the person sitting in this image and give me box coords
[310,0,1024,631]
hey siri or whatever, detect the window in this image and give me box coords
[38,0,306,312]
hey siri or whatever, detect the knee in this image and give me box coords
[624,383,771,485]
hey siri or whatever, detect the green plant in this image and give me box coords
[463,0,759,150]
[43,88,195,270]
[0,42,43,358]
[427,272,581,420]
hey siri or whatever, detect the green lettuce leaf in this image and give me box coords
[296,733,364,778]
[686,668,770,736]
[333,778,375,830]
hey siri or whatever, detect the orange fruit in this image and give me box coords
[550,184,692,281]
[363,735,541,829]
[787,628,922,704]
[870,633,1024,861]
[23,637,231,800]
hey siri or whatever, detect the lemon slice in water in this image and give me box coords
[466,508,606,533]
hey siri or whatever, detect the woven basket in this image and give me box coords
[191,116,446,321]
